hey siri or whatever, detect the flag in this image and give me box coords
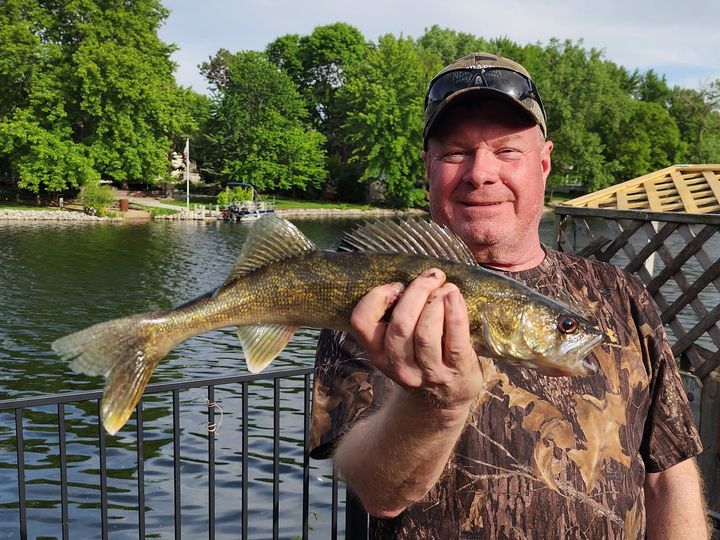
[182,138,189,162]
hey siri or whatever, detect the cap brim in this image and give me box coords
[423,87,542,148]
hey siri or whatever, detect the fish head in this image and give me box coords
[475,294,607,377]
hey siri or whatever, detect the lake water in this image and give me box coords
[0,214,584,538]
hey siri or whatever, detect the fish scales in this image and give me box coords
[52,215,606,435]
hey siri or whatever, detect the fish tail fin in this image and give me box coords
[52,312,173,435]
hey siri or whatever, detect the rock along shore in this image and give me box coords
[0,209,120,222]
[0,206,429,222]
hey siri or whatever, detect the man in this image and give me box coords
[309,52,707,538]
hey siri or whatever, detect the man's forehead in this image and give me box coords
[432,103,536,138]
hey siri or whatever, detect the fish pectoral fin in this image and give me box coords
[237,324,299,373]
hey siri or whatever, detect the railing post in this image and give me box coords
[345,488,368,540]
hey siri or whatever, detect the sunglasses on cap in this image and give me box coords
[424,67,547,124]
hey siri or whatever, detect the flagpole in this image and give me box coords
[184,138,190,214]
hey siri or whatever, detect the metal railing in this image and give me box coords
[0,367,369,539]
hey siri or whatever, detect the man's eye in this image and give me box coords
[443,152,464,163]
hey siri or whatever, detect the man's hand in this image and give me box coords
[350,267,485,411]
[334,269,486,518]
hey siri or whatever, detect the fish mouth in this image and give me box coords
[568,331,608,376]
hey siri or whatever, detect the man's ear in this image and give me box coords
[541,139,553,179]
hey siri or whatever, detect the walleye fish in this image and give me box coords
[53,215,606,435]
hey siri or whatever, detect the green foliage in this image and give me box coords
[200,51,327,192]
[80,182,114,215]
[3,10,719,204]
[149,206,179,217]
[669,81,720,163]
[0,0,192,192]
[407,188,429,209]
[216,185,253,207]
[340,34,437,208]
[266,23,369,134]
[266,24,370,196]
[417,25,491,64]
[0,110,100,192]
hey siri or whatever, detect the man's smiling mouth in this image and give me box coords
[463,201,506,206]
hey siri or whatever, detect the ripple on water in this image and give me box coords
[0,219,359,538]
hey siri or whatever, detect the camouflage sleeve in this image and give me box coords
[631,276,704,472]
[308,329,389,459]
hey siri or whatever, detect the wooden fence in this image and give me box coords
[553,205,720,515]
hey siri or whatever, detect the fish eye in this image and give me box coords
[557,315,578,334]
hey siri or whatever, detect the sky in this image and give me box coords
[158,0,720,95]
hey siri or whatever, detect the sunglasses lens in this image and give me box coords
[427,68,535,105]
[427,70,476,103]
[482,69,532,100]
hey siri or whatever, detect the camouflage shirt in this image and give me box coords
[309,248,702,539]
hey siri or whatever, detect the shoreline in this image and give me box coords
[275,207,428,218]
[0,206,430,222]
[0,209,120,222]
[0,205,557,222]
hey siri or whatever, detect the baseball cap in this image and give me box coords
[423,52,547,148]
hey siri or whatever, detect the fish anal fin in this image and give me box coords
[237,324,299,373]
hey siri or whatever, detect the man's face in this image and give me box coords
[424,100,553,269]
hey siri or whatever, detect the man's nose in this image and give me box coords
[463,149,499,186]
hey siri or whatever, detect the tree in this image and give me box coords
[201,51,326,192]
[170,86,211,153]
[608,100,686,180]
[267,23,368,133]
[669,81,720,163]
[417,25,490,64]
[266,24,369,197]
[340,35,439,208]
[199,48,235,93]
[0,0,182,192]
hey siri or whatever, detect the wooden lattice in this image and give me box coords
[554,207,720,380]
[564,164,720,214]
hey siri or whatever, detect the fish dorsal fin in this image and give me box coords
[339,218,478,265]
[224,215,317,284]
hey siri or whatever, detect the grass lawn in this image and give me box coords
[161,197,216,207]
[0,200,60,211]
[272,196,373,210]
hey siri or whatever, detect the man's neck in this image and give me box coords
[473,244,546,272]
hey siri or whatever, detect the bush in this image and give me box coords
[407,188,429,209]
[216,185,254,207]
[81,183,115,216]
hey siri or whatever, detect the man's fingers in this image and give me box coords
[384,269,447,370]
[414,288,446,376]
[442,287,476,368]
[350,282,405,361]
